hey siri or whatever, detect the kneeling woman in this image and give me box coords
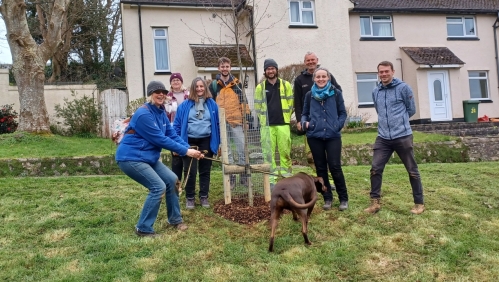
[116,81,204,237]
[300,67,349,211]
[174,77,220,209]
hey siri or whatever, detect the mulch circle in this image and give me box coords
[213,196,271,225]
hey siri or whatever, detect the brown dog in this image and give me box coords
[268,172,326,252]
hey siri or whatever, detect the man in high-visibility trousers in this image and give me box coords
[255,58,293,188]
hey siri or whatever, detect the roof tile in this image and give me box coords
[401,47,465,65]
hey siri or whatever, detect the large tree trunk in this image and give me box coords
[0,0,70,133]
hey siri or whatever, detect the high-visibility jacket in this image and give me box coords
[254,78,293,126]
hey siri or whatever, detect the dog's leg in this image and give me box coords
[268,208,282,252]
[291,209,299,221]
[299,209,311,245]
[307,206,314,224]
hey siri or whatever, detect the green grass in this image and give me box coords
[0,131,455,159]
[1,162,499,281]
[0,133,116,159]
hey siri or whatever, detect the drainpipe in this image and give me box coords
[493,11,499,88]
[138,5,146,97]
[396,58,403,81]
[249,7,258,86]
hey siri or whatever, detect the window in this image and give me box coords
[447,16,476,37]
[468,71,489,99]
[356,73,378,104]
[289,1,315,25]
[360,15,393,37]
[153,28,170,72]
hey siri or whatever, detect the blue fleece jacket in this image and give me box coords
[115,103,190,165]
[372,78,416,140]
[300,85,347,139]
[173,98,221,155]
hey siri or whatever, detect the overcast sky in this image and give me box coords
[0,19,13,64]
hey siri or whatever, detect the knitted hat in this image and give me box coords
[264,58,278,71]
[170,73,183,83]
[146,80,168,96]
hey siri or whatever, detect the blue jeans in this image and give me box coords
[307,137,349,202]
[226,124,245,165]
[118,160,183,233]
[370,135,424,204]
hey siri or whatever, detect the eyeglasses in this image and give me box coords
[171,79,181,83]
[153,90,168,95]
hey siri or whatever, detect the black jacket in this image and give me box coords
[293,69,342,123]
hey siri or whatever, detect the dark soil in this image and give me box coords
[213,196,271,225]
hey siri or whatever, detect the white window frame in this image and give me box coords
[289,1,316,26]
[446,16,477,38]
[360,15,393,37]
[153,28,171,72]
[468,71,489,100]
[356,73,378,105]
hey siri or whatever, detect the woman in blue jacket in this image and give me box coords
[174,77,220,210]
[116,80,204,237]
[300,67,349,211]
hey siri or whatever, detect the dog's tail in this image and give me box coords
[282,191,318,209]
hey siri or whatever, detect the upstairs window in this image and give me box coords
[468,71,489,99]
[153,28,170,72]
[289,1,315,26]
[360,15,393,37]
[356,73,377,105]
[447,16,476,37]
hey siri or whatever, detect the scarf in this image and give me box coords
[195,98,205,119]
[311,81,335,101]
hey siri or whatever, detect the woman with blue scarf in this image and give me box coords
[300,67,349,211]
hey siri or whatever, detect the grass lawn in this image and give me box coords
[0,131,455,159]
[1,162,498,281]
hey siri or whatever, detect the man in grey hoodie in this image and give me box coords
[364,61,425,215]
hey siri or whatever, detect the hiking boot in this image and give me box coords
[135,228,159,238]
[323,200,332,210]
[171,222,188,231]
[364,198,381,214]
[230,174,236,190]
[339,201,349,211]
[186,198,195,210]
[200,197,210,208]
[410,204,425,215]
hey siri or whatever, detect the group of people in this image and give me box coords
[115,52,425,237]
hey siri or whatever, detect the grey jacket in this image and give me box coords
[372,78,416,140]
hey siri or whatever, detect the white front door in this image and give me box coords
[427,71,452,121]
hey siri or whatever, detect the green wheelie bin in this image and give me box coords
[462,100,480,122]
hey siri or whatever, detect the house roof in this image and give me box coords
[401,47,465,65]
[351,0,499,14]
[120,0,244,7]
[190,44,254,67]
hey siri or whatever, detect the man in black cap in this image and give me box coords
[254,58,294,188]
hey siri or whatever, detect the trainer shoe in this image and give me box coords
[135,228,159,238]
[410,204,425,215]
[186,198,195,210]
[339,201,349,211]
[281,172,293,178]
[200,197,210,208]
[364,198,381,214]
[323,200,332,210]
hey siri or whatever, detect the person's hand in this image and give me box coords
[186,148,204,160]
[305,122,309,129]
[297,122,302,131]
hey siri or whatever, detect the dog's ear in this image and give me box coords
[314,176,326,192]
